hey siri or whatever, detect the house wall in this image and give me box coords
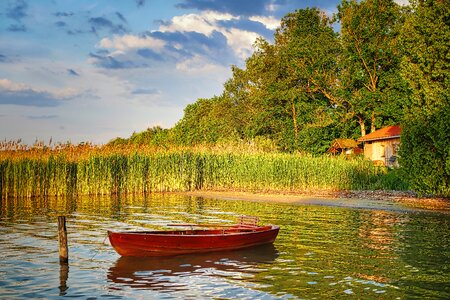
[363,138,401,166]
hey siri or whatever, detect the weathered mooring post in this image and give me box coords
[59,262,69,295]
[58,216,69,263]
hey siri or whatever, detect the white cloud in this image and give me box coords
[249,16,280,30]
[159,11,269,62]
[221,28,260,60]
[159,11,237,36]
[266,3,279,13]
[93,9,278,74]
[0,78,79,99]
[99,34,166,54]
[175,55,228,74]
[0,78,27,91]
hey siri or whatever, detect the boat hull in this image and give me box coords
[108,225,280,257]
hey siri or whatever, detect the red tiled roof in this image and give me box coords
[358,125,402,142]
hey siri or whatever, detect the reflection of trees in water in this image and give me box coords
[395,213,450,299]
[352,210,410,285]
[357,210,408,251]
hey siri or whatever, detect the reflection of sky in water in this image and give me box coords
[0,194,449,299]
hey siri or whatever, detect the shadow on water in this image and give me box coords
[107,244,278,292]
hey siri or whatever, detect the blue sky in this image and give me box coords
[1,0,354,144]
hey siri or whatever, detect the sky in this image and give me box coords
[0,0,404,145]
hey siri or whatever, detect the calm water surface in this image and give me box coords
[0,194,449,299]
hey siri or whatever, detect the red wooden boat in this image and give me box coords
[108,222,279,257]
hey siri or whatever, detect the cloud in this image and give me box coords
[6,0,28,21]
[136,0,145,7]
[7,24,26,32]
[93,35,168,68]
[54,11,74,17]
[67,69,79,76]
[89,52,143,69]
[176,0,342,20]
[156,11,264,60]
[1,89,60,107]
[116,12,127,23]
[158,11,236,36]
[93,29,235,70]
[249,15,280,30]
[175,54,227,74]
[27,115,58,120]
[89,17,128,35]
[0,79,78,107]
[136,49,164,60]
[92,10,271,71]
[217,18,273,38]
[55,21,67,28]
[152,30,233,63]
[131,88,160,95]
[176,0,272,17]
[99,34,165,53]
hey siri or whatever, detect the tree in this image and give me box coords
[336,0,407,136]
[172,96,240,145]
[173,8,348,153]
[107,126,170,147]
[399,0,450,196]
[229,8,342,152]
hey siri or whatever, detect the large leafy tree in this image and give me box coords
[228,8,342,152]
[399,0,450,196]
[336,0,407,136]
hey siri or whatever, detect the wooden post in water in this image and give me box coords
[59,263,69,295]
[58,216,69,264]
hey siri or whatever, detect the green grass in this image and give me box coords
[0,151,407,198]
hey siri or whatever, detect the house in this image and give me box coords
[328,138,362,156]
[357,125,401,167]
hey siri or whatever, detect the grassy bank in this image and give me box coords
[0,148,408,198]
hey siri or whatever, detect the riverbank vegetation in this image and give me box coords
[1,0,448,198]
[0,142,407,198]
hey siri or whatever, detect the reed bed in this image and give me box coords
[1,148,396,198]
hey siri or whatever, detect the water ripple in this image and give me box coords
[0,194,449,299]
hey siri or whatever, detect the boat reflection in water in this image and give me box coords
[107,244,278,292]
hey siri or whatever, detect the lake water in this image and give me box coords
[0,194,449,299]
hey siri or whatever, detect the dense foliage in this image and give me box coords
[398,0,450,196]
[336,0,408,135]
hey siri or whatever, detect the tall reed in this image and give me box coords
[1,150,396,198]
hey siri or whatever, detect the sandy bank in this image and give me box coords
[178,190,450,213]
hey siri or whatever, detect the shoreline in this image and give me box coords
[178,190,450,213]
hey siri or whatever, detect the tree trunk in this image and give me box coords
[291,101,298,138]
[358,116,366,136]
[371,111,376,132]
